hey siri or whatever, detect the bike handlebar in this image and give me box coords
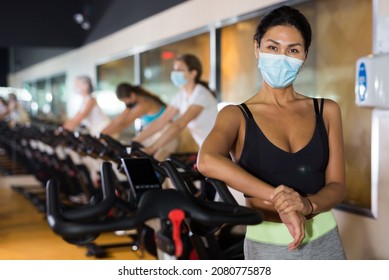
[58,162,117,221]
[46,179,262,239]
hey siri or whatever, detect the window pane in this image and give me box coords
[97,56,135,91]
[140,33,210,103]
[313,0,372,211]
[50,74,67,123]
[23,82,37,116]
[36,79,48,120]
[220,17,261,104]
[96,56,135,117]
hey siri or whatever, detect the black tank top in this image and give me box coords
[237,98,329,196]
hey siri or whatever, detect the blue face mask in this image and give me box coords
[257,52,304,89]
[170,71,188,88]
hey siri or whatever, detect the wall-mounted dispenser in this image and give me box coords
[355,53,389,109]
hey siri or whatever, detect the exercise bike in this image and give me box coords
[46,155,263,260]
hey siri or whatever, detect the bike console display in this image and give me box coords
[120,157,161,202]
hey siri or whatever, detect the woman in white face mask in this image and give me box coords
[62,75,110,137]
[133,54,218,156]
[197,5,346,260]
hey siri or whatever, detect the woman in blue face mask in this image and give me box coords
[197,5,346,260]
[133,54,218,156]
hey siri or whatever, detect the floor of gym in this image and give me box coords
[0,173,156,260]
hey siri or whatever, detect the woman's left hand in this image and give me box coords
[279,210,306,251]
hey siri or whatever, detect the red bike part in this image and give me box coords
[168,209,185,257]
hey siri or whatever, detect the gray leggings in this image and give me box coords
[244,227,346,260]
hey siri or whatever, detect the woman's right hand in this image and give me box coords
[271,185,313,216]
[279,210,306,251]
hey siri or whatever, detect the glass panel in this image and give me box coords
[97,56,135,91]
[140,33,210,103]
[96,56,135,118]
[36,79,48,121]
[220,17,262,104]
[22,74,67,124]
[22,82,37,116]
[50,74,67,123]
[314,0,373,213]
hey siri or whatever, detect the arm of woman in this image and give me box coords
[63,97,96,131]
[198,105,275,201]
[198,105,305,249]
[144,104,203,155]
[0,108,10,120]
[101,105,147,137]
[306,100,346,213]
[132,105,178,143]
[272,100,346,215]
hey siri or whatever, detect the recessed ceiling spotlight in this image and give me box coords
[81,21,91,30]
[73,13,84,24]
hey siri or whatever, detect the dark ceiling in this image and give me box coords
[0,0,188,48]
[0,0,188,84]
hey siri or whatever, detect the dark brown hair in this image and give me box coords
[175,54,216,98]
[254,5,312,54]
[116,83,166,107]
[0,96,9,105]
[76,75,94,94]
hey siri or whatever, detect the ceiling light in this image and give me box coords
[81,21,90,30]
[73,13,84,24]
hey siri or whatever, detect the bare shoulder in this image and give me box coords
[217,104,244,120]
[86,96,97,105]
[322,99,343,131]
[323,98,341,116]
[219,104,241,114]
[213,104,244,128]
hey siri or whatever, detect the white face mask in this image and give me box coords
[258,52,304,88]
[170,71,188,88]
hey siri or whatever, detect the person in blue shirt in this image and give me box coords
[102,83,178,161]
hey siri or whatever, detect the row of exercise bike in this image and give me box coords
[0,121,263,260]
